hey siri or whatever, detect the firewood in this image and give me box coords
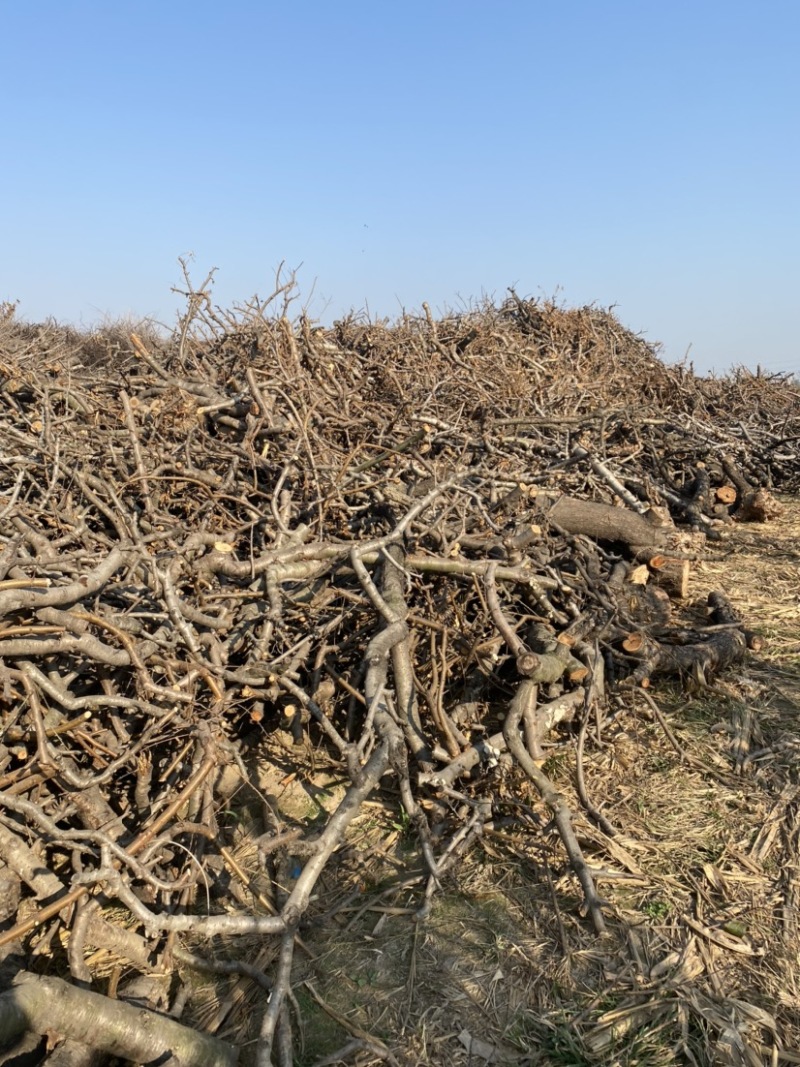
[648,555,691,599]
[545,495,669,551]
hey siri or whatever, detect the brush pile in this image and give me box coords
[0,278,797,1064]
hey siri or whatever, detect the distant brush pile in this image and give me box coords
[0,280,797,1062]
[2,288,797,493]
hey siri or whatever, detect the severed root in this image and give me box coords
[734,487,783,523]
[721,454,783,522]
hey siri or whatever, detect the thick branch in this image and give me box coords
[0,972,237,1067]
[503,683,606,934]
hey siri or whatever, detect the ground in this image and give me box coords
[183,500,800,1067]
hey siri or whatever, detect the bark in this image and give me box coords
[721,455,783,522]
[0,1028,43,1065]
[421,689,586,789]
[42,1038,106,1067]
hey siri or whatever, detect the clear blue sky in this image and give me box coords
[1,1,797,374]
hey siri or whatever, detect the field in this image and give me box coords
[0,280,798,1066]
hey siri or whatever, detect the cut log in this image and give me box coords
[715,485,737,505]
[620,585,672,630]
[545,495,668,552]
[626,564,650,586]
[643,505,674,527]
[648,555,690,599]
[622,632,645,653]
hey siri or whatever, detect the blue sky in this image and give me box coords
[1,1,797,374]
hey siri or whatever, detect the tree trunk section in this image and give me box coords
[648,555,690,599]
[545,495,668,552]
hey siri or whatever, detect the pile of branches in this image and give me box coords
[0,276,797,1065]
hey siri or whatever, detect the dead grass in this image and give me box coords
[183,500,800,1067]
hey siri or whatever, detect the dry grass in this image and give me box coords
[179,501,800,1065]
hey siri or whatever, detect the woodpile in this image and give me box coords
[0,279,797,1063]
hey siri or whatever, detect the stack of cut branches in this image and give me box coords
[0,275,795,1064]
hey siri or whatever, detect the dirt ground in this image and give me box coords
[176,498,800,1066]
